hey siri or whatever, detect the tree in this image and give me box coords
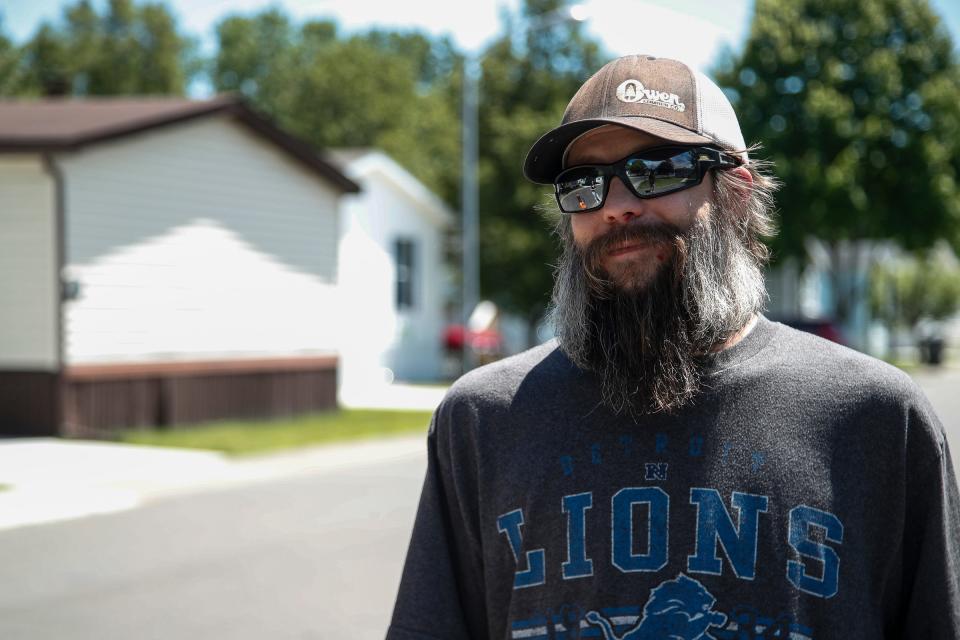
[18,23,71,95]
[870,244,960,362]
[13,0,196,96]
[476,0,606,326]
[211,10,462,203]
[211,9,297,107]
[714,0,960,331]
[0,19,23,95]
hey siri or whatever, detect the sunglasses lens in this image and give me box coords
[556,168,606,213]
[624,149,699,196]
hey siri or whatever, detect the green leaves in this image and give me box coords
[870,245,960,328]
[716,0,960,259]
[0,19,22,95]
[6,0,193,96]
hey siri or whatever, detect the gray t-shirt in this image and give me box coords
[388,315,960,639]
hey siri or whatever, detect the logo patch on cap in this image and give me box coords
[615,79,686,113]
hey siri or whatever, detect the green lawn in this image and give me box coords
[117,409,432,456]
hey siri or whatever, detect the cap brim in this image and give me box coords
[522,116,714,184]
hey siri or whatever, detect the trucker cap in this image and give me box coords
[523,54,748,184]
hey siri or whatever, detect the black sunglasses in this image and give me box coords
[553,145,741,214]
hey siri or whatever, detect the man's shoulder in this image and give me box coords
[427,340,577,441]
[443,339,570,409]
[748,320,945,458]
[766,319,926,404]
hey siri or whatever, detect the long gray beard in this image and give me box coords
[548,205,767,417]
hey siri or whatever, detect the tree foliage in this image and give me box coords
[715,0,960,259]
[870,244,960,329]
[0,20,21,95]
[7,0,195,96]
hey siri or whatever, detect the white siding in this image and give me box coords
[58,117,343,364]
[337,158,448,386]
[0,156,58,369]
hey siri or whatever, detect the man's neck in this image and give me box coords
[710,314,758,353]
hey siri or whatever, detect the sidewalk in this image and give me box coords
[338,380,449,410]
[0,381,445,532]
[0,435,426,532]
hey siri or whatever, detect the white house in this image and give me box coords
[0,96,359,436]
[328,149,454,403]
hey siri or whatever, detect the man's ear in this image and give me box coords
[728,165,754,201]
[730,166,753,184]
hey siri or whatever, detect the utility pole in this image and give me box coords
[459,5,588,374]
[461,53,480,373]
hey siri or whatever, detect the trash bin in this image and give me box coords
[920,337,945,365]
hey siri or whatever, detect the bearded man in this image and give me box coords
[387,55,960,640]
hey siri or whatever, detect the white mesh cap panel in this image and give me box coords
[693,69,748,161]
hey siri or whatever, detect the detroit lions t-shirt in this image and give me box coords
[387,315,960,640]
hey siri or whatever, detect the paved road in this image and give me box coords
[0,449,427,640]
[911,366,960,478]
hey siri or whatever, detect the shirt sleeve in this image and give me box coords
[387,404,487,640]
[900,431,960,639]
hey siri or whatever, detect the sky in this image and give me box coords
[3,0,960,89]
[2,0,751,65]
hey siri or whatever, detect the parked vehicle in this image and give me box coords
[773,317,846,345]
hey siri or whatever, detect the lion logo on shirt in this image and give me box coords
[584,573,727,640]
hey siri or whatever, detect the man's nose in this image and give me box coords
[600,175,645,223]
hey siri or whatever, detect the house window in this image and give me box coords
[395,238,416,310]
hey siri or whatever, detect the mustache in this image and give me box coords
[579,221,688,295]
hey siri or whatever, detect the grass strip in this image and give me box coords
[882,357,921,373]
[117,409,432,456]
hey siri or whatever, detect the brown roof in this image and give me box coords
[0,95,359,193]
